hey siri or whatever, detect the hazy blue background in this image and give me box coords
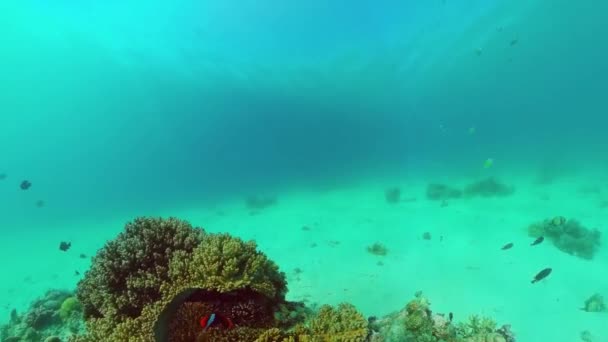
[1,0,606,228]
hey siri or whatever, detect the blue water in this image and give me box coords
[1,0,607,340]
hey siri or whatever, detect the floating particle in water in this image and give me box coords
[20,180,31,190]
[422,232,432,240]
[475,48,483,56]
[510,38,518,46]
[59,241,71,252]
[0,173,6,180]
[301,226,311,231]
[35,200,45,208]
[468,126,476,134]
[483,158,494,169]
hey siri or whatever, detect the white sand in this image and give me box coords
[1,175,607,341]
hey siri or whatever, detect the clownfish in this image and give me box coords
[200,313,234,330]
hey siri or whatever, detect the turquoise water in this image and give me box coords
[1,1,607,341]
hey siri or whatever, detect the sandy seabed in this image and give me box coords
[1,174,607,341]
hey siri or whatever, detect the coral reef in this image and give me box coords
[370,292,514,342]
[59,297,82,321]
[367,243,388,256]
[463,178,514,198]
[73,218,289,341]
[426,184,462,201]
[0,290,84,341]
[527,217,601,259]
[582,294,606,312]
[11,216,514,342]
[77,217,205,320]
[385,187,401,204]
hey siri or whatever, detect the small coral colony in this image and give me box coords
[1,174,604,341]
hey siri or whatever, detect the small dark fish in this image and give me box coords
[531,267,552,283]
[448,312,453,322]
[74,271,80,276]
[20,180,32,190]
[59,241,71,252]
[79,253,87,259]
[510,38,518,46]
[501,243,514,250]
[531,236,544,246]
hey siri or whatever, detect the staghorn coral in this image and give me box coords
[527,217,601,259]
[77,217,205,321]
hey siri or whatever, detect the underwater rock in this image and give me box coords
[426,183,463,201]
[527,217,601,259]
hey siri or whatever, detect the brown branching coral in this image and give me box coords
[77,217,205,321]
[167,233,287,302]
[74,218,290,341]
[303,303,369,341]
